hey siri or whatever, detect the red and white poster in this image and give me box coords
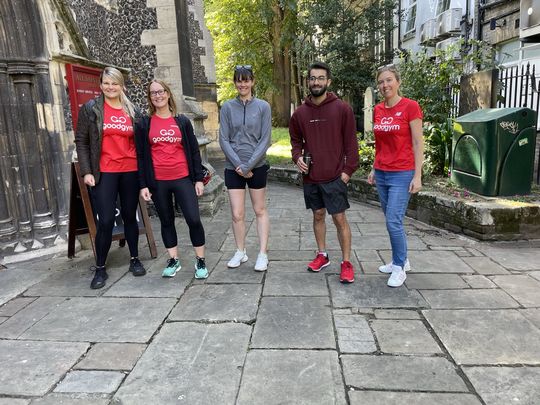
[65,64,102,131]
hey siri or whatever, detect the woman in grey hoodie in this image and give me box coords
[219,65,271,271]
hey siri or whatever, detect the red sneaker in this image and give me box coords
[307,253,330,272]
[340,261,355,283]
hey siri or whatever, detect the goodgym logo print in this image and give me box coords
[374,116,400,132]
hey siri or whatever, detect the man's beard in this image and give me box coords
[309,84,327,97]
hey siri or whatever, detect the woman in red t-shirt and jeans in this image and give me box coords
[75,67,146,290]
[368,65,424,288]
[135,80,208,280]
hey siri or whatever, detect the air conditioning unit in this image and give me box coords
[436,37,461,60]
[420,19,438,44]
[521,0,540,42]
[437,8,462,37]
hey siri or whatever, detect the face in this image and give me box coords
[149,82,169,109]
[308,68,331,97]
[100,76,122,101]
[377,70,400,100]
[235,77,254,98]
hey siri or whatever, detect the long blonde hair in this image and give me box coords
[100,67,136,118]
[146,80,177,116]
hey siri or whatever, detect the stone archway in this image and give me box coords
[0,1,60,254]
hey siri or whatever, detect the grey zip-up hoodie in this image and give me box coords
[219,96,271,173]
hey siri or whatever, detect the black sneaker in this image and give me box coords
[90,266,108,289]
[129,257,146,277]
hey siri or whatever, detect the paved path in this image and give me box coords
[1,177,540,404]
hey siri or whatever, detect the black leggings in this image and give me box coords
[152,177,205,248]
[92,171,140,267]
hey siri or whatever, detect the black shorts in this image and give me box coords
[224,164,269,190]
[303,177,350,215]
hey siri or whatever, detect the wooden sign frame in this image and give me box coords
[68,162,157,259]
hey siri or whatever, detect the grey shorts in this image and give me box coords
[303,177,350,215]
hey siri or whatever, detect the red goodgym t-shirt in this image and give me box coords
[149,116,189,180]
[100,102,137,172]
[373,97,422,171]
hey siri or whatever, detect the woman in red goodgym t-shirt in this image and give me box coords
[135,80,208,280]
[368,65,424,288]
[75,67,146,290]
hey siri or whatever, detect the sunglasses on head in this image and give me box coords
[235,65,252,71]
[377,63,396,71]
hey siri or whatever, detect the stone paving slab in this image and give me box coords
[251,296,335,349]
[222,234,300,251]
[208,259,265,283]
[460,256,510,275]
[0,265,51,306]
[473,246,540,271]
[405,274,469,290]
[424,309,540,364]
[330,275,428,308]
[0,296,36,316]
[490,275,540,307]
[0,340,88,396]
[374,309,421,319]
[54,370,125,393]
[530,271,540,281]
[335,315,376,353]
[353,249,381,262]
[236,350,346,405]
[371,319,442,354]
[520,308,540,329]
[168,284,261,322]
[396,250,473,273]
[74,343,146,370]
[349,391,482,405]
[103,266,193,298]
[113,322,251,405]
[420,289,520,309]
[29,394,110,405]
[464,366,540,405]
[263,272,328,296]
[342,355,468,392]
[0,399,29,405]
[462,275,497,288]
[0,316,7,324]
[0,297,66,339]
[20,297,176,343]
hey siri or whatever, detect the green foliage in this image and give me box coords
[423,120,453,176]
[267,127,294,166]
[357,139,375,175]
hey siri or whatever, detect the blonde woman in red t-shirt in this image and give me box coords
[135,80,208,279]
[368,65,424,288]
[75,67,146,290]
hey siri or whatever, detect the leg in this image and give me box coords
[118,171,140,258]
[381,171,414,268]
[248,187,269,254]
[228,189,247,251]
[92,173,120,267]
[313,208,327,252]
[332,211,352,262]
[152,180,178,257]
[172,178,206,252]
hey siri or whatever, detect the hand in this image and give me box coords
[340,172,350,184]
[195,181,204,196]
[367,170,376,185]
[296,157,308,173]
[140,187,152,201]
[83,174,95,187]
[409,176,422,194]
[244,171,253,178]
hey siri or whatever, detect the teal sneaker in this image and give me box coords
[194,257,209,279]
[162,258,181,277]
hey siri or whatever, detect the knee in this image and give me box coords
[332,212,347,226]
[231,210,245,223]
[253,205,267,218]
[313,209,326,222]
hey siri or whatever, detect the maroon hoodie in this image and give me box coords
[289,92,359,183]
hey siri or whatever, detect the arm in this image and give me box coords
[289,113,308,173]
[239,102,272,173]
[74,104,95,186]
[218,104,242,168]
[409,118,424,193]
[341,104,359,182]
[134,117,149,189]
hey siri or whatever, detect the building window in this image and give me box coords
[436,0,450,15]
[404,0,417,34]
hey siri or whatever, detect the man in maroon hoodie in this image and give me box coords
[289,61,359,283]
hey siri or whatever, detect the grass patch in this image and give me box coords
[267,127,294,167]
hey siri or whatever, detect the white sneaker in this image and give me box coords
[227,249,248,268]
[379,259,411,274]
[387,264,407,287]
[254,253,268,271]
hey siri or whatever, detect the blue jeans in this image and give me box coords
[374,169,414,268]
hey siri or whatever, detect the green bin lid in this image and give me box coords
[456,107,535,123]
